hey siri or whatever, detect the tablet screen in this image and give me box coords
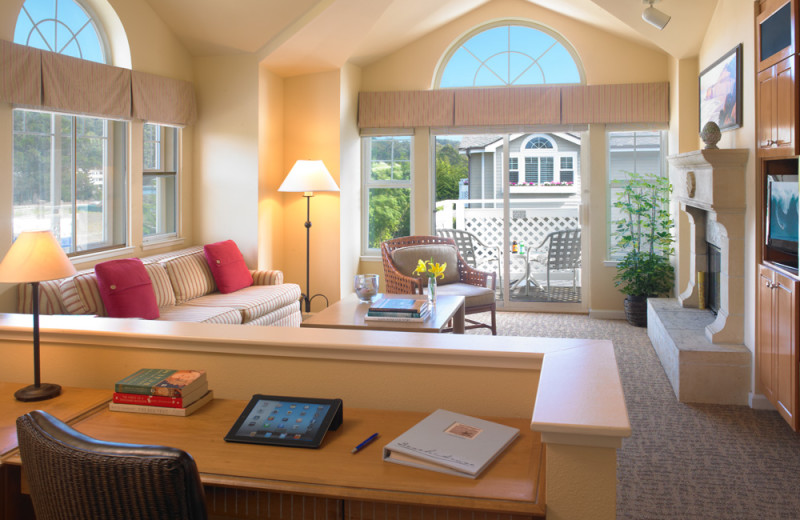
[224,395,342,448]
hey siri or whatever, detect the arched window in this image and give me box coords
[524,136,554,150]
[14,0,107,63]
[436,22,583,88]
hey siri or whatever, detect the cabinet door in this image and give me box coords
[774,271,799,429]
[775,56,796,154]
[758,266,777,401]
[758,66,777,152]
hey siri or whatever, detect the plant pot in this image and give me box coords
[623,295,648,327]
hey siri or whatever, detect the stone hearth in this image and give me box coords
[648,149,750,405]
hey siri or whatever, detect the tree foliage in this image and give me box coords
[435,140,467,202]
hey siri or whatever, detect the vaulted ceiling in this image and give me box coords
[142,0,718,75]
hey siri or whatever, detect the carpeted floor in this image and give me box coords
[467,311,800,519]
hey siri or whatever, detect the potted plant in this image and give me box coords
[611,171,675,327]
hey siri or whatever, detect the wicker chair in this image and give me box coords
[16,410,208,520]
[381,235,497,334]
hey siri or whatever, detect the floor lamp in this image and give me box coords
[0,231,76,401]
[278,160,340,313]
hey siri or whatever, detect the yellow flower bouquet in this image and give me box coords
[413,258,446,304]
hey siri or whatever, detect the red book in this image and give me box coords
[112,382,208,408]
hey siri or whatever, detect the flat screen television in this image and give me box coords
[766,174,800,263]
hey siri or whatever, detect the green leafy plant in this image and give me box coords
[611,172,675,297]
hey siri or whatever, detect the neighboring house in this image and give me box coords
[459,133,581,209]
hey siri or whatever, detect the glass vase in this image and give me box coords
[427,277,437,305]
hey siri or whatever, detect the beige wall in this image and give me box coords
[696,0,757,355]
[281,71,343,311]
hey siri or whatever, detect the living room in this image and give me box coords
[1,1,794,519]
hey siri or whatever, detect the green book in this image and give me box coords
[115,368,207,397]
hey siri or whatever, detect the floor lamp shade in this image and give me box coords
[278,160,339,313]
[0,231,77,401]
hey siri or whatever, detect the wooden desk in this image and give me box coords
[301,294,467,334]
[4,398,544,519]
[0,383,110,520]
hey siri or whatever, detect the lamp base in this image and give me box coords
[14,383,61,402]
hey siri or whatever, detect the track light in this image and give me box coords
[642,0,670,30]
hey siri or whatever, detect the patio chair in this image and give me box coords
[529,229,581,301]
[381,235,497,334]
[435,228,500,271]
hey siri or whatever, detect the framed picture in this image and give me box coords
[699,43,743,132]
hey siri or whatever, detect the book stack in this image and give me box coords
[110,368,213,416]
[364,298,430,322]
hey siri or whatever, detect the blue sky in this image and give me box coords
[14,0,105,63]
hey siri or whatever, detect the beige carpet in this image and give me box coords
[467,311,800,519]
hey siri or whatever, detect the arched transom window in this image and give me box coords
[437,22,583,88]
[525,136,554,149]
[14,0,107,63]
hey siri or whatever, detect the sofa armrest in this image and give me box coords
[250,269,284,285]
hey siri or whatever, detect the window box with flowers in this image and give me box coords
[509,181,576,194]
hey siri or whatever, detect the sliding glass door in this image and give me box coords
[433,132,583,311]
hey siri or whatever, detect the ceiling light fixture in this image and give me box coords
[642,0,671,30]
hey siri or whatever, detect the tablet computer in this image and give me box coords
[224,394,343,448]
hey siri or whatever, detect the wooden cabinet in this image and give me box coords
[758,264,799,430]
[757,55,798,156]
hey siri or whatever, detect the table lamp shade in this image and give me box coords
[0,231,76,283]
[278,160,339,193]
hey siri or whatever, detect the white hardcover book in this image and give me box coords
[382,409,519,479]
[108,390,214,417]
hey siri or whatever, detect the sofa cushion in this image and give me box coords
[204,240,253,294]
[95,259,159,320]
[60,272,106,316]
[17,279,67,314]
[391,244,460,285]
[435,282,495,308]
[162,251,217,304]
[144,263,176,308]
[183,283,301,323]
[244,304,302,327]
[157,304,242,324]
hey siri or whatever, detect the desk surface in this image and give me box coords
[10,398,543,514]
[0,383,110,457]
[301,294,466,334]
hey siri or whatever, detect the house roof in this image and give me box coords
[459,135,502,151]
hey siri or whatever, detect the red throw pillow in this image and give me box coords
[95,258,160,319]
[204,240,253,294]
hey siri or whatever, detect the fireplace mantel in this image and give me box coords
[668,148,749,344]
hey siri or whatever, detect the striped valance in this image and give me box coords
[0,40,40,106]
[358,90,454,128]
[0,39,197,126]
[561,83,669,124]
[132,71,197,126]
[454,86,561,126]
[358,82,669,129]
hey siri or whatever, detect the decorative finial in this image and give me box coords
[700,121,721,149]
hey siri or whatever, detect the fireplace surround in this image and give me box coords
[647,149,751,405]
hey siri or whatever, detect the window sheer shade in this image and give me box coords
[358,82,669,129]
[561,83,669,124]
[0,39,41,106]
[358,90,454,128]
[454,86,561,126]
[0,39,197,126]
[42,51,131,119]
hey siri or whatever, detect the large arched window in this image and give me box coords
[436,21,583,88]
[14,0,107,63]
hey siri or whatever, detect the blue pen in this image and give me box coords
[351,432,379,454]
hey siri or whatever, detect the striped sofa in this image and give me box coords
[17,246,302,327]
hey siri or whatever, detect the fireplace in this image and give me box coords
[707,242,721,315]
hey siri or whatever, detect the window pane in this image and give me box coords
[16,0,107,63]
[368,188,410,249]
[143,125,178,238]
[525,157,537,183]
[540,157,554,183]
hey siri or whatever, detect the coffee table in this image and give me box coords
[300,294,466,334]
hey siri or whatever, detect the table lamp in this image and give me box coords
[278,160,339,313]
[0,231,77,401]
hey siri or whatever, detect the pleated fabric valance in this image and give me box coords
[358,82,669,129]
[0,39,197,126]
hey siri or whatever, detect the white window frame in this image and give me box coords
[142,123,180,243]
[361,135,414,256]
[606,129,669,261]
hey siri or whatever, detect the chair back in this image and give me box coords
[544,229,581,270]
[16,410,208,520]
[436,229,478,268]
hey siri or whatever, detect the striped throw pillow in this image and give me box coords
[60,272,106,316]
[144,263,176,308]
[162,251,217,304]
